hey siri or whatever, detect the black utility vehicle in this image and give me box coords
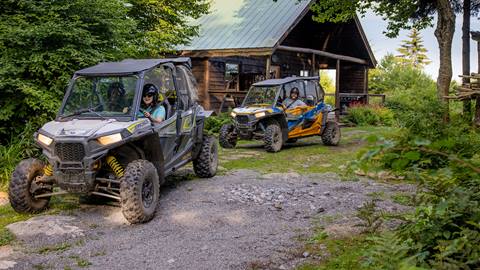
[9,58,218,223]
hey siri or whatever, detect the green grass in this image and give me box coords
[219,126,398,175]
[37,242,72,254]
[298,231,375,270]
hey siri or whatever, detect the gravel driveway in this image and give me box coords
[2,169,413,270]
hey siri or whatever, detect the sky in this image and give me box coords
[360,11,480,81]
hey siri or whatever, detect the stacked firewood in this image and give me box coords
[447,73,480,100]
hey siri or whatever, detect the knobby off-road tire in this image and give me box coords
[321,121,341,146]
[9,158,51,213]
[264,121,283,152]
[219,124,237,149]
[193,136,218,178]
[120,160,159,224]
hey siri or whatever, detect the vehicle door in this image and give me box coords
[173,65,196,160]
[143,65,178,165]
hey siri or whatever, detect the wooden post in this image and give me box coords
[335,60,341,122]
[265,56,271,79]
[364,66,369,105]
[312,53,316,76]
[204,59,211,110]
[463,0,472,119]
[475,41,480,126]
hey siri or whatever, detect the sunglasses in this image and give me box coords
[143,93,154,98]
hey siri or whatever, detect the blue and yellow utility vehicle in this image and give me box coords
[219,77,340,152]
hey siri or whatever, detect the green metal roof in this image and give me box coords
[178,0,311,51]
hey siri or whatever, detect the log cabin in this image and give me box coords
[177,0,377,115]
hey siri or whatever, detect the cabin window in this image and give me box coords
[225,63,240,91]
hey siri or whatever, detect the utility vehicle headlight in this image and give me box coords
[255,112,266,118]
[97,133,122,146]
[37,134,53,146]
[230,112,237,118]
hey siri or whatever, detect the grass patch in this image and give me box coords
[37,242,72,254]
[391,193,415,206]
[69,255,91,268]
[219,126,398,175]
[298,230,374,270]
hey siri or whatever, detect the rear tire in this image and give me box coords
[321,121,341,146]
[120,160,159,224]
[194,136,218,178]
[9,158,51,213]
[264,121,283,152]
[219,124,237,149]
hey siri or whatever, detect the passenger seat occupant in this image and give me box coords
[137,84,166,124]
[282,87,306,109]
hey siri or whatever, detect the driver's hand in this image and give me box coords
[144,111,151,118]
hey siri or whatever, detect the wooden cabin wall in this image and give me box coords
[272,50,313,77]
[339,65,367,94]
[190,56,266,110]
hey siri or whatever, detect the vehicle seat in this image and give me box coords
[161,99,172,119]
[305,95,316,106]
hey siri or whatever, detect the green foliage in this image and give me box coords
[345,105,394,126]
[0,0,137,143]
[320,71,335,106]
[0,125,40,190]
[0,0,209,144]
[204,113,232,135]
[356,199,384,234]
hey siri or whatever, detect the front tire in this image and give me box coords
[219,124,237,149]
[321,121,341,146]
[120,160,159,224]
[194,136,218,178]
[264,121,283,152]
[9,158,51,213]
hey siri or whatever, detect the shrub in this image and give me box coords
[204,113,232,135]
[345,105,394,126]
[0,125,39,190]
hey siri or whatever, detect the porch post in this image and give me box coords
[265,55,272,79]
[364,66,369,105]
[335,59,341,121]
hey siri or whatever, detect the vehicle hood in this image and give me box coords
[40,119,148,138]
[233,107,274,115]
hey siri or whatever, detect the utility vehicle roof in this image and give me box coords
[75,58,191,76]
[252,76,319,86]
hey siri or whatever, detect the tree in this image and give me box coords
[310,0,466,121]
[397,28,431,68]
[0,0,209,143]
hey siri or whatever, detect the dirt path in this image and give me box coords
[3,169,413,270]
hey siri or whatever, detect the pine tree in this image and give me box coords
[396,28,431,68]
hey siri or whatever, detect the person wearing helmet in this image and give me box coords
[282,87,306,109]
[137,84,166,124]
[107,82,128,112]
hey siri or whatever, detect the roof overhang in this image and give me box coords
[181,48,273,58]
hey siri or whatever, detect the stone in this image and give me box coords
[167,259,175,264]
[273,202,283,210]
[7,216,84,239]
[317,207,325,213]
[302,251,310,258]
[323,192,330,196]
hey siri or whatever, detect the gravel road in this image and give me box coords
[2,169,413,270]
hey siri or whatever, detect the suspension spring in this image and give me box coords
[43,163,54,176]
[106,156,124,178]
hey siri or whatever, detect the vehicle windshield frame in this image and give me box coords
[57,74,142,121]
[242,85,281,107]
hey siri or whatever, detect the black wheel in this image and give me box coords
[286,138,298,143]
[120,160,159,224]
[193,136,218,178]
[264,121,283,152]
[219,124,237,149]
[9,158,51,213]
[321,121,341,146]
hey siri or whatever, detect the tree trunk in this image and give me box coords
[435,0,455,122]
[463,0,472,120]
